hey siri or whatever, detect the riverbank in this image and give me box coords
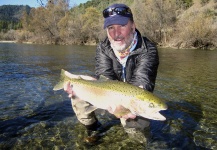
[0,41,16,43]
[0,40,33,44]
[1,40,216,50]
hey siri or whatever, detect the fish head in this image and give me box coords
[129,94,167,121]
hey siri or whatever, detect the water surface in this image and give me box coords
[0,43,216,149]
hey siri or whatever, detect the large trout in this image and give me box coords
[53,69,167,121]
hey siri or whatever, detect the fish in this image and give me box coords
[53,69,167,121]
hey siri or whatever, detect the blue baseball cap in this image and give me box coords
[103,4,133,29]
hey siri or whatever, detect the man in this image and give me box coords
[64,3,159,144]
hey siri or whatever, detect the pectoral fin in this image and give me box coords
[53,82,64,91]
[98,75,109,81]
[107,105,131,118]
[84,106,98,114]
[113,108,132,118]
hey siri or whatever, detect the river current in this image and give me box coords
[0,43,216,149]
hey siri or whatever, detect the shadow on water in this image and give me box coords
[150,100,209,150]
[66,100,210,150]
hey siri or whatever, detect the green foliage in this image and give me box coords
[0,5,30,21]
[201,0,210,6]
[81,7,101,42]
[182,0,193,8]
[0,20,22,32]
[23,0,70,44]
[0,5,30,31]
[203,9,216,17]
[0,21,8,31]
[176,0,193,9]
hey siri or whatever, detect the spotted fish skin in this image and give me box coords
[53,69,167,121]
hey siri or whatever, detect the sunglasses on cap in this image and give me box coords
[103,7,133,18]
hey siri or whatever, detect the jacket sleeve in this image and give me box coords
[128,38,159,92]
[95,42,119,80]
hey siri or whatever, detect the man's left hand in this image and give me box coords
[107,105,136,119]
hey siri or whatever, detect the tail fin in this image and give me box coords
[53,69,67,91]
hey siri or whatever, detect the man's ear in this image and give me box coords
[132,28,135,33]
[132,23,136,32]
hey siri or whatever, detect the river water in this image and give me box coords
[0,43,216,150]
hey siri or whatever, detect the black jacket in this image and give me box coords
[95,30,159,92]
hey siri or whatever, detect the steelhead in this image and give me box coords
[53,69,167,121]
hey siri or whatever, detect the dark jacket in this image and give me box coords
[95,30,159,92]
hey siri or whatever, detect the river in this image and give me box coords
[0,43,216,149]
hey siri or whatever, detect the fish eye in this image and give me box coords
[149,103,154,108]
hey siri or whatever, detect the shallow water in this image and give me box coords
[0,43,216,149]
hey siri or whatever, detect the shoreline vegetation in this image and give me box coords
[1,40,214,50]
[0,0,217,50]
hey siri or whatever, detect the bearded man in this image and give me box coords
[65,3,159,144]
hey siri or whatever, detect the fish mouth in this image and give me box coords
[162,106,168,110]
[154,111,166,121]
[139,111,167,121]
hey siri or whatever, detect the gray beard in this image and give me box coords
[110,33,134,52]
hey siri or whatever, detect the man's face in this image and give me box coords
[106,21,135,52]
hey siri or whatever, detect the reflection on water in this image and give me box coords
[0,43,216,149]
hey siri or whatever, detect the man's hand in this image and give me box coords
[64,82,74,98]
[107,105,136,119]
[63,71,96,98]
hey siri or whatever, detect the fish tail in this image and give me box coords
[53,69,67,91]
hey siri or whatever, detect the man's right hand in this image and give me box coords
[64,82,75,98]
[63,70,96,98]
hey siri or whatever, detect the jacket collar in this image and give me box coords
[129,29,148,55]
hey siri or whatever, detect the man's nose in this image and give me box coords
[114,27,122,37]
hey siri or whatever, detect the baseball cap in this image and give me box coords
[103,3,133,29]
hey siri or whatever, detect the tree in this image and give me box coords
[175,13,217,49]
[81,7,101,44]
[24,0,69,44]
[132,0,177,44]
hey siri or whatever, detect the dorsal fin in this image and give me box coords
[98,75,109,81]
